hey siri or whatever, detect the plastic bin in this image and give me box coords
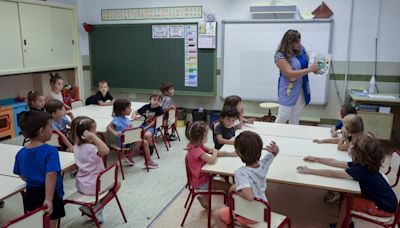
[192,109,207,122]
[209,110,221,126]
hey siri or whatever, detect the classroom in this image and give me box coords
[0,0,400,227]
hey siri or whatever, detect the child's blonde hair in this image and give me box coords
[185,121,208,147]
[349,134,384,172]
[70,116,96,145]
[342,114,364,134]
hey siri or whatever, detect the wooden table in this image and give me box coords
[0,175,25,201]
[236,121,331,140]
[0,143,76,178]
[71,101,147,118]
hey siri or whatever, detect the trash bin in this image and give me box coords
[192,108,207,122]
[176,107,186,120]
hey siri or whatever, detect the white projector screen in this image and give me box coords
[221,19,333,105]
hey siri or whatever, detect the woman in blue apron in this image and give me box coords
[274,30,319,124]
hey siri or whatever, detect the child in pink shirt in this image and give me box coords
[70,116,120,224]
[185,121,236,209]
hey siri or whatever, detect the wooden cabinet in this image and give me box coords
[0,1,24,72]
[357,111,393,140]
[0,1,78,75]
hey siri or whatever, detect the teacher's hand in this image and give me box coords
[308,63,319,74]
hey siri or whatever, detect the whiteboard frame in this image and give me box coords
[221,19,334,104]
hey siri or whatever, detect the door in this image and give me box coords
[19,3,52,69]
[0,1,24,72]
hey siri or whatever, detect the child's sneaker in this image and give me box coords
[168,133,177,141]
[123,157,135,166]
[325,191,340,204]
[146,160,159,169]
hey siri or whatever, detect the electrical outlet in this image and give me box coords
[129,93,136,99]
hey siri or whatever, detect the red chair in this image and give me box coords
[109,127,149,179]
[181,158,227,226]
[163,108,181,145]
[385,150,400,187]
[2,206,49,228]
[152,114,169,152]
[63,164,127,228]
[228,192,291,228]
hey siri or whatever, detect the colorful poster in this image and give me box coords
[184,25,198,87]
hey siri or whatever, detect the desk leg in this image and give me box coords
[207,175,213,228]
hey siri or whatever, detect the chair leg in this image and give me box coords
[181,193,196,226]
[117,152,125,180]
[161,132,169,151]
[114,194,128,223]
[173,125,181,141]
[184,191,192,208]
[152,138,160,159]
[89,206,101,228]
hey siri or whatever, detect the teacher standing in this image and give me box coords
[274,30,319,125]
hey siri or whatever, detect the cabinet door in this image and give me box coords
[19,3,52,69]
[0,1,24,72]
[50,7,76,66]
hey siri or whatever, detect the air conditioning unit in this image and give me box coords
[250,5,300,19]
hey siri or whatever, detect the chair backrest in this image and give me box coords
[155,114,164,129]
[385,150,400,188]
[211,120,220,145]
[167,109,176,126]
[2,206,49,228]
[184,157,195,191]
[230,193,271,226]
[71,100,84,109]
[47,132,61,147]
[121,127,143,146]
[96,164,118,203]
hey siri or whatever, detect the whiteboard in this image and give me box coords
[221,19,333,105]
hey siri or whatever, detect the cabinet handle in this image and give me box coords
[50,48,53,51]
[24,40,27,45]
[72,40,74,45]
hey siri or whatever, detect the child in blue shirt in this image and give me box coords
[13,110,65,228]
[297,134,397,228]
[107,99,158,169]
[45,99,74,151]
[132,91,164,155]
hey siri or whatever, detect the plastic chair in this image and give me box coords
[63,164,127,228]
[385,150,400,187]
[71,100,84,109]
[181,158,227,226]
[152,114,169,152]
[2,206,49,228]
[228,192,291,228]
[163,109,181,146]
[109,127,149,179]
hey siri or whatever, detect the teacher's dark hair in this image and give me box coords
[277,29,301,61]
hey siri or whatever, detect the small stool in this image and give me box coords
[259,102,279,122]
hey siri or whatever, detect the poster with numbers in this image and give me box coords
[184,25,198,87]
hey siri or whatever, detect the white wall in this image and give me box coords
[76,0,400,62]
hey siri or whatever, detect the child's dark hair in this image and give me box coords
[350,134,384,172]
[223,95,242,109]
[20,110,52,138]
[185,121,208,146]
[160,82,174,94]
[343,114,364,134]
[49,72,62,85]
[70,116,96,145]
[234,131,263,166]
[149,91,163,100]
[340,104,357,118]
[112,99,131,117]
[220,107,239,119]
[27,90,43,108]
[45,99,64,114]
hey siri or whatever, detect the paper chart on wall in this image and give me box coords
[184,25,198,87]
[169,25,184,38]
[152,25,169,39]
[198,22,216,49]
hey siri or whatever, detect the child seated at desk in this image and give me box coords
[46,73,71,110]
[185,121,236,209]
[45,99,74,152]
[28,90,45,112]
[71,116,119,224]
[160,82,177,140]
[213,131,279,227]
[85,80,115,106]
[297,134,397,228]
[107,99,158,168]
[132,91,164,155]
[213,107,239,150]
[13,110,65,228]
[223,95,255,129]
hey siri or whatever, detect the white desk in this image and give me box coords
[0,175,25,201]
[237,121,331,140]
[221,135,351,161]
[0,144,76,177]
[71,101,147,118]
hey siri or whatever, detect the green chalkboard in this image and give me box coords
[89,23,216,96]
